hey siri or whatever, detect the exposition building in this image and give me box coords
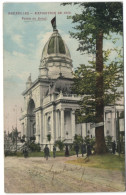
[20,25,124,150]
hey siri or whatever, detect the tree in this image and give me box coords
[55,140,64,151]
[73,134,83,145]
[73,49,123,123]
[63,2,123,153]
[8,128,20,151]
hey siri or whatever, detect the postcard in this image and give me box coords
[3,1,125,193]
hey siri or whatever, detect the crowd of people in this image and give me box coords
[22,140,117,159]
[43,142,92,160]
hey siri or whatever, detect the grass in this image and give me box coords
[67,153,125,172]
[15,150,76,157]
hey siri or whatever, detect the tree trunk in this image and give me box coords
[95,31,106,154]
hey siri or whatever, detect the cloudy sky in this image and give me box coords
[3,2,123,133]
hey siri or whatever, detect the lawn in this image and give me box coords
[67,153,125,171]
[16,150,76,157]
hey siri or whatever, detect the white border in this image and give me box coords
[1,0,125,195]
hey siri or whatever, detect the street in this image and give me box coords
[4,156,125,193]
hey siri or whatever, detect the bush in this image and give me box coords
[4,150,17,157]
[55,140,64,151]
[28,142,41,152]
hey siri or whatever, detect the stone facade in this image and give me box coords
[20,29,81,150]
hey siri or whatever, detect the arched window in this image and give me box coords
[27,99,35,115]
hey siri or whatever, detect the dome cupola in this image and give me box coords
[41,30,71,59]
[39,27,73,79]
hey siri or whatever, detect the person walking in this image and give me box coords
[75,144,79,157]
[44,144,49,160]
[23,147,28,158]
[112,141,116,154]
[65,145,69,157]
[81,143,86,157]
[87,143,91,157]
[53,145,56,158]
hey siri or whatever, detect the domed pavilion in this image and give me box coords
[20,25,82,150]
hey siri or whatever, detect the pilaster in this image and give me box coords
[71,109,76,141]
[61,108,65,140]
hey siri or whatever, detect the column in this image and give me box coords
[71,109,75,141]
[111,111,116,141]
[22,123,24,136]
[24,118,27,141]
[38,110,42,144]
[51,107,55,144]
[35,113,39,143]
[44,113,47,143]
[61,108,64,140]
[27,116,30,140]
[56,110,59,140]
[43,113,45,143]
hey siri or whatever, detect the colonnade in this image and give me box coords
[43,108,76,144]
[22,108,76,145]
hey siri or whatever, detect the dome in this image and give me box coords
[39,29,73,79]
[41,30,71,60]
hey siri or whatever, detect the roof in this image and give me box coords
[41,29,71,61]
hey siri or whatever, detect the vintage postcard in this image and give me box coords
[3,1,125,193]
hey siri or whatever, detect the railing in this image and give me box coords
[56,93,83,101]
[43,92,83,105]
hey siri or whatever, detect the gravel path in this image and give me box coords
[4,156,125,193]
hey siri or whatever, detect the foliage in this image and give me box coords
[20,135,25,143]
[30,136,36,141]
[73,50,123,124]
[83,136,95,151]
[47,134,51,142]
[63,2,123,54]
[73,135,95,152]
[55,140,65,151]
[4,150,17,157]
[73,134,83,145]
[8,128,20,144]
[28,141,41,152]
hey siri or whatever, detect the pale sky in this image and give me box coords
[3,2,123,133]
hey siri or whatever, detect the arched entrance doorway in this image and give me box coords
[27,99,36,140]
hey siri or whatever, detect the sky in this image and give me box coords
[3,2,123,133]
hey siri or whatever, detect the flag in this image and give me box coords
[51,16,56,30]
